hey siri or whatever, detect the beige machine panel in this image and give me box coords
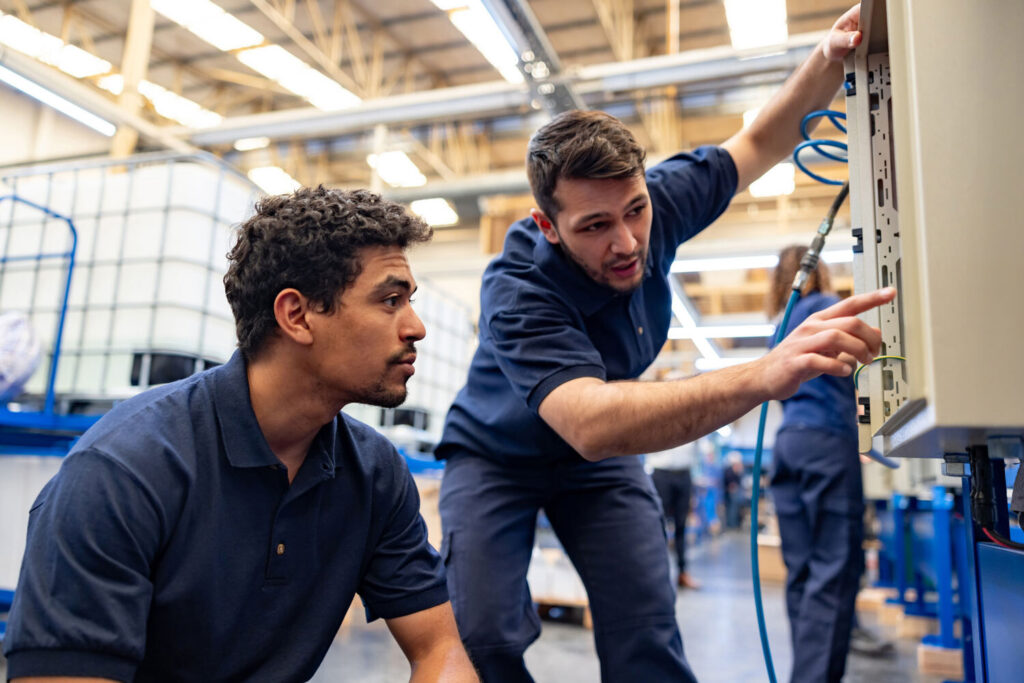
[847,0,1024,459]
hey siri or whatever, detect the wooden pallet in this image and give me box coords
[918,643,963,679]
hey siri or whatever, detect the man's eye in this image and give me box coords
[384,295,400,307]
[584,222,606,232]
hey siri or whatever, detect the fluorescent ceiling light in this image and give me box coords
[716,425,733,438]
[410,198,459,227]
[671,249,852,273]
[247,166,300,195]
[234,136,271,151]
[668,324,774,340]
[97,74,221,128]
[0,13,113,78]
[696,356,759,371]
[367,151,427,188]
[748,162,795,198]
[435,1,523,84]
[151,0,264,51]
[138,80,222,128]
[0,64,115,136]
[236,45,360,111]
[724,0,787,51]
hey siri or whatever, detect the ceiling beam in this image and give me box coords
[0,46,195,153]
[184,31,824,146]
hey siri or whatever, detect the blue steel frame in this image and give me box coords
[885,488,969,680]
[0,195,100,445]
[959,445,1024,683]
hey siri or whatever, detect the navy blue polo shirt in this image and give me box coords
[437,146,737,465]
[771,291,858,439]
[3,352,447,682]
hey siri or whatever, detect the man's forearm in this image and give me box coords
[723,41,847,190]
[409,639,479,683]
[541,360,772,461]
[752,43,844,161]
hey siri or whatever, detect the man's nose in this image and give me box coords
[609,221,638,255]
[401,307,426,343]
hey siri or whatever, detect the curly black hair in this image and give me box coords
[224,186,432,358]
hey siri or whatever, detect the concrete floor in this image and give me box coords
[311,532,944,683]
[0,533,947,682]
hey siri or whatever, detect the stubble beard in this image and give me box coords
[361,345,415,408]
[557,240,647,293]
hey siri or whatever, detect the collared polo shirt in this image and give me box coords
[3,351,448,682]
[437,146,737,465]
[771,291,858,439]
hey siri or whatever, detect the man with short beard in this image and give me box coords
[4,187,478,683]
[435,6,893,682]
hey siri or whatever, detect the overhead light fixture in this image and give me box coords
[247,166,300,195]
[236,45,360,111]
[671,250,852,274]
[151,0,264,51]
[366,151,427,188]
[97,74,221,128]
[748,162,795,198]
[723,0,788,51]
[152,2,359,114]
[668,324,774,340]
[0,12,113,78]
[0,63,115,136]
[234,136,271,151]
[138,80,222,128]
[410,198,459,227]
[431,0,523,84]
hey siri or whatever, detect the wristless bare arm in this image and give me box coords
[539,288,895,461]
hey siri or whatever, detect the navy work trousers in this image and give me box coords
[651,467,693,573]
[439,453,695,683]
[770,428,865,683]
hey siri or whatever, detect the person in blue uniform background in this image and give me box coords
[767,245,864,683]
[434,7,898,681]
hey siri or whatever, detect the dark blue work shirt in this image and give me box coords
[772,291,858,439]
[438,146,737,465]
[3,352,447,682]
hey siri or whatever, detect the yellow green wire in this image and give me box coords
[853,355,907,391]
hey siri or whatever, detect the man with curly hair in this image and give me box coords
[3,187,478,682]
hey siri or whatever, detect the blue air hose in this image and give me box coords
[749,180,849,682]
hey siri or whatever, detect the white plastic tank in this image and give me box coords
[0,153,259,400]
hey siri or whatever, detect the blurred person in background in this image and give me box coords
[648,440,700,589]
[767,245,864,683]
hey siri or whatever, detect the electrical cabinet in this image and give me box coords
[846,0,1024,460]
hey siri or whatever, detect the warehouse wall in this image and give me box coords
[0,83,110,167]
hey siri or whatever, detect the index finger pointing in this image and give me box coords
[813,287,897,320]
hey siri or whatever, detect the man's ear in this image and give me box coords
[530,208,560,245]
[273,288,315,346]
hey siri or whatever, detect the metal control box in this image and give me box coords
[846,0,1024,459]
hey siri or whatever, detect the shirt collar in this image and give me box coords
[532,228,655,317]
[210,351,340,475]
[211,351,281,469]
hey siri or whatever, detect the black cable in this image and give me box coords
[982,527,1024,552]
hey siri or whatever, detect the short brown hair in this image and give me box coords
[224,186,431,358]
[767,245,833,318]
[526,110,646,224]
